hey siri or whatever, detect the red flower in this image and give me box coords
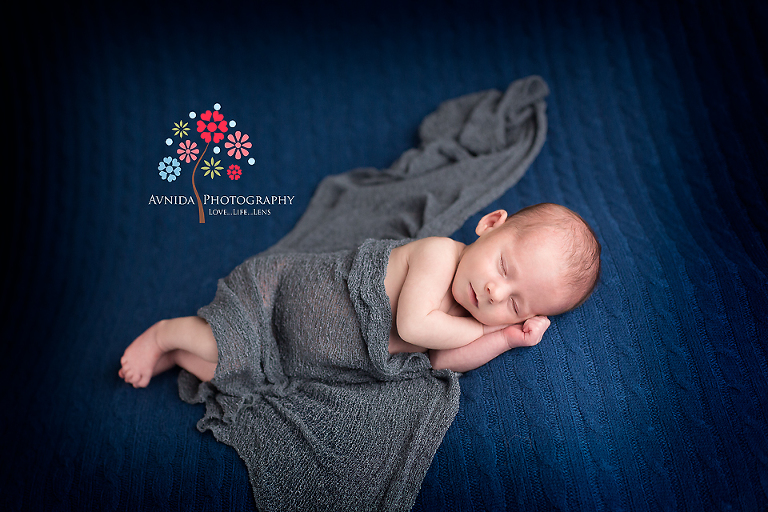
[227,164,242,180]
[197,110,228,144]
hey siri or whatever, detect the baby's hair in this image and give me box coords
[507,203,601,312]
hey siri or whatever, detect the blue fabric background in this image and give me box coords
[3,0,766,510]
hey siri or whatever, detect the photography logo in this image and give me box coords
[153,103,256,223]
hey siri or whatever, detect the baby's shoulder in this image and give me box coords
[417,236,464,253]
[396,237,464,264]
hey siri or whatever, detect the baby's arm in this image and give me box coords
[429,316,550,373]
[395,238,487,350]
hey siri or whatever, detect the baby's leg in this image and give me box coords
[153,350,216,382]
[119,316,218,388]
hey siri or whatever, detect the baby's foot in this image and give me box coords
[119,322,167,388]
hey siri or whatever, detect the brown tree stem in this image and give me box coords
[192,142,210,223]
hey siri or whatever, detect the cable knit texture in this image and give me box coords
[5,1,767,510]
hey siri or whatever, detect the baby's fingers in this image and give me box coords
[523,316,550,330]
[521,316,550,346]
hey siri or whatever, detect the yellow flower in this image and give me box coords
[172,120,190,138]
[202,158,223,179]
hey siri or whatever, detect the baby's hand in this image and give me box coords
[502,316,551,349]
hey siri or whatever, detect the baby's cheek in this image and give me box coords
[495,308,520,326]
[479,311,511,328]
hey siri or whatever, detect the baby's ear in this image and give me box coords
[475,209,509,236]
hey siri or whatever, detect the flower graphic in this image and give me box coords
[172,120,190,138]
[202,158,224,179]
[157,103,256,223]
[227,164,242,180]
[224,131,252,160]
[158,156,181,182]
[177,140,199,163]
[197,110,228,144]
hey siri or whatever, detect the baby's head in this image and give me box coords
[507,203,601,308]
[452,203,601,326]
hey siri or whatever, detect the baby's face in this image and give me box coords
[452,225,574,326]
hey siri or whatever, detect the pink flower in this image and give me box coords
[227,164,242,180]
[197,110,228,144]
[224,131,252,160]
[177,140,199,163]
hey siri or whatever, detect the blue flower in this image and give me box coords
[158,156,181,182]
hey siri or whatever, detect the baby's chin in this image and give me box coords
[450,290,476,319]
[452,287,499,325]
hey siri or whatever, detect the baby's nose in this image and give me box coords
[487,282,505,303]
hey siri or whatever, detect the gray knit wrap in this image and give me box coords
[180,239,459,511]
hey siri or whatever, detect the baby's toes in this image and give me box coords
[136,373,151,388]
[123,368,138,385]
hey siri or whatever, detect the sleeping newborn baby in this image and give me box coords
[119,202,600,386]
